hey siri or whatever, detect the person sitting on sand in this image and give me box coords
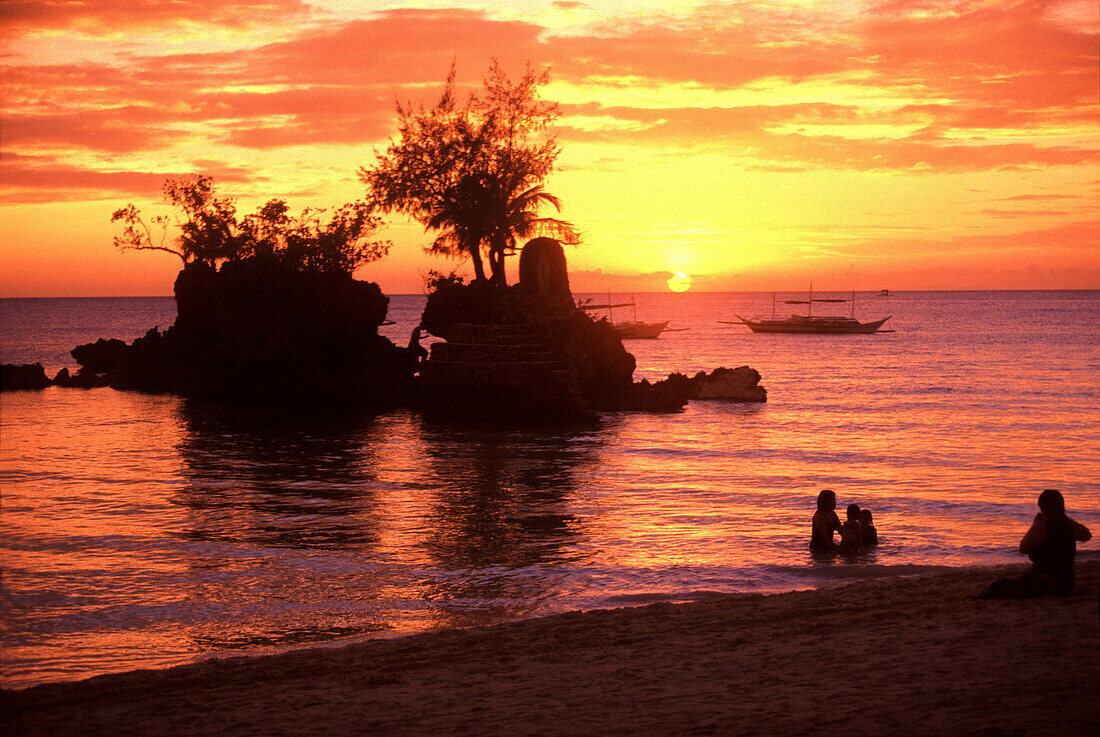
[839,504,863,551]
[980,489,1092,599]
[1019,489,1091,595]
[859,508,878,546]
[810,489,842,550]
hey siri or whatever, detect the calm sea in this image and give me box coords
[2,291,1098,688]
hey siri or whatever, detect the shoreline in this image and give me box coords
[4,561,1098,736]
[0,559,1062,692]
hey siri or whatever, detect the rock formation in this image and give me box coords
[39,238,766,421]
[1,363,50,391]
[67,260,415,402]
[656,367,767,403]
[416,238,744,420]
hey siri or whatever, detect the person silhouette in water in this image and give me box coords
[859,508,878,546]
[810,489,842,550]
[981,489,1091,598]
[839,504,863,551]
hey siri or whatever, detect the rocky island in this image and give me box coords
[3,238,766,421]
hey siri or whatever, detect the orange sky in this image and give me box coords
[1,0,1097,296]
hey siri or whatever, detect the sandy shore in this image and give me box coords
[3,562,1098,737]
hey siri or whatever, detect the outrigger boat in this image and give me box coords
[724,288,891,334]
[580,293,669,339]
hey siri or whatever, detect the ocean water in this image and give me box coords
[1,291,1098,688]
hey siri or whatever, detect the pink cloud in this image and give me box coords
[579,0,880,83]
[134,10,545,88]
[848,218,1100,257]
[0,153,256,203]
[1000,193,1081,201]
[980,209,1071,218]
[0,0,311,37]
[859,0,1096,109]
[2,110,182,153]
[2,10,549,160]
[556,103,1100,172]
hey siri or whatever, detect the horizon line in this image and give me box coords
[4,288,1100,300]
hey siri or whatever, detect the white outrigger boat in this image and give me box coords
[580,293,669,339]
[724,288,891,334]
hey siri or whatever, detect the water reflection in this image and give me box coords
[169,400,392,652]
[172,399,383,550]
[411,418,602,626]
[166,400,608,647]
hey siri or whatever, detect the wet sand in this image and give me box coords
[3,561,1098,736]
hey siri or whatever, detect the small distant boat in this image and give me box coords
[724,288,891,335]
[879,289,890,297]
[580,293,669,339]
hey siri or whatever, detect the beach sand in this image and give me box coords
[3,561,1098,737]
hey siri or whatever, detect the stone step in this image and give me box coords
[430,342,554,363]
[423,322,594,418]
[420,360,566,388]
[448,323,533,343]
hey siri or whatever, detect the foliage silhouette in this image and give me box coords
[361,61,579,285]
[112,176,391,275]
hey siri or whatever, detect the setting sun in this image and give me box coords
[667,272,692,292]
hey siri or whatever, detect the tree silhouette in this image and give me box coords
[112,176,391,275]
[361,61,579,285]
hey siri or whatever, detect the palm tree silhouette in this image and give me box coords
[427,172,579,285]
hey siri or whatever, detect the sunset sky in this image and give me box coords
[2,0,1097,296]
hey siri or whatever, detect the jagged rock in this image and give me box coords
[418,239,767,418]
[660,366,767,403]
[172,260,390,366]
[54,368,110,389]
[48,240,765,420]
[421,280,525,341]
[418,322,596,423]
[1,363,50,391]
[71,338,129,374]
[693,366,767,401]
